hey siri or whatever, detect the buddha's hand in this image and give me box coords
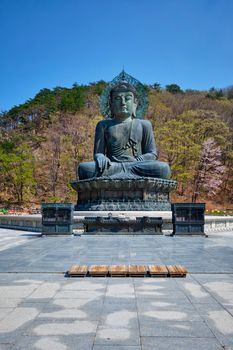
[94,153,111,174]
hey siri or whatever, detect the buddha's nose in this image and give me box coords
[120,97,126,105]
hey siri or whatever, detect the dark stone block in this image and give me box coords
[83,215,163,233]
[41,203,74,235]
[171,203,205,235]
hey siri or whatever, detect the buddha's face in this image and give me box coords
[111,91,138,120]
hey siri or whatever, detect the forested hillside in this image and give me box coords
[0,82,232,209]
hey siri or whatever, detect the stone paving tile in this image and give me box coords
[197,283,233,306]
[0,230,38,252]
[135,289,188,299]
[42,306,102,322]
[0,275,42,285]
[193,302,226,314]
[0,284,38,298]
[94,327,140,346]
[23,319,98,337]
[48,297,104,311]
[16,301,49,312]
[99,310,138,328]
[102,301,137,311]
[141,337,223,350]
[106,283,134,294]
[0,345,12,350]
[54,290,105,300]
[105,295,136,304]
[0,307,40,334]
[37,308,88,320]
[0,273,64,282]
[107,278,134,284]
[138,308,202,322]
[0,308,13,321]
[0,332,20,346]
[201,310,233,348]
[136,300,197,312]
[13,335,95,350]
[28,282,61,299]
[226,308,233,317]
[139,319,215,337]
[134,277,178,289]
[61,280,107,291]
[93,346,141,350]
[0,298,22,308]
[107,281,134,291]
[136,295,192,306]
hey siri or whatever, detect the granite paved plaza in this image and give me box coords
[0,228,233,349]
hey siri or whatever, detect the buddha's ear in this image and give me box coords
[132,97,138,117]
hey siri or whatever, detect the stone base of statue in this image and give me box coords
[71,176,177,211]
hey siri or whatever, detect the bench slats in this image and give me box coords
[110,265,128,276]
[88,265,109,276]
[128,265,147,277]
[148,265,168,276]
[68,265,88,276]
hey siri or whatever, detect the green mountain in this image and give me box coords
[0,82,232,208]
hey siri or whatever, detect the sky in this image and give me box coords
[0,0,233,111]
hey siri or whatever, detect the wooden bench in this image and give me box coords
[67,264,187,278]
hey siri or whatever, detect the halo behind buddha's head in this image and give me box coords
[100,71,148,119]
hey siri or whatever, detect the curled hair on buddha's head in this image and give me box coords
[110,82,138,101]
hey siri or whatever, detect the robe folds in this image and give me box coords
[78,118,171,179]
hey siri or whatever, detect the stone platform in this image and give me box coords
[71,176,177,211]
[0,213,233,235]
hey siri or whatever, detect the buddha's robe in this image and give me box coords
[78,118,170,179]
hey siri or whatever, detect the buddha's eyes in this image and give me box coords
[114,95,133,101]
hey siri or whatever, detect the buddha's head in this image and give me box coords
[110,82,138,120]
